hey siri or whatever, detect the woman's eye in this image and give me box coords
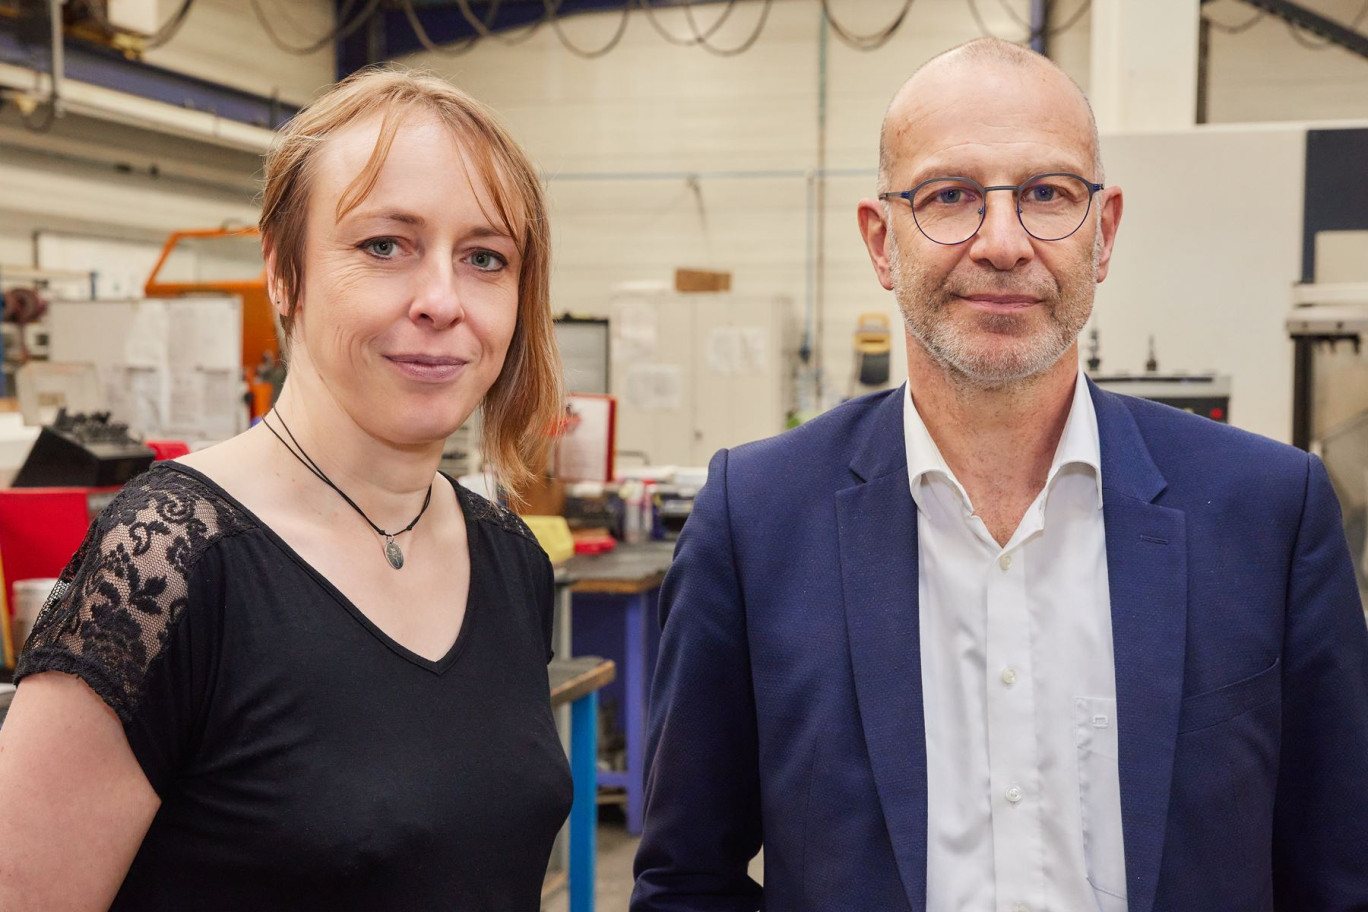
[468,250,507,272]
[362,238,398,258]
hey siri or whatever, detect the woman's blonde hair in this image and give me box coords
[259,66,561,502]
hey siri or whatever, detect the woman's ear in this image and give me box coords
[262,237,289,320]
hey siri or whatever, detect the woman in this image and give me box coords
[0,68,569,910]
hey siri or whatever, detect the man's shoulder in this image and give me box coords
[1100,388,1310,487]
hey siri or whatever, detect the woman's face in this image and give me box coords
[284,110,521,448]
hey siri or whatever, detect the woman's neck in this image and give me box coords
[267,364,443,530]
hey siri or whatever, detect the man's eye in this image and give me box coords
[937,189,963,204]
[362,238,398,258]
[1029,186,1057,202]
[468,250,507,272]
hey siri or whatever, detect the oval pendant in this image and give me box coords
[384,538,405,570]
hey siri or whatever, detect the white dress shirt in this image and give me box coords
[904,371,1128,912]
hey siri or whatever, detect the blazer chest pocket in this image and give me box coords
[1177,658,1281,733]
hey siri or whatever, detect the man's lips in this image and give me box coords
[958,293,1040,306]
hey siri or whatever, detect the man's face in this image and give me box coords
[860,61,1121,388]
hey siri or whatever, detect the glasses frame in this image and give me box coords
[878,172,1105,246]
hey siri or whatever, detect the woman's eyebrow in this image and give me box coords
[347,209,426,226]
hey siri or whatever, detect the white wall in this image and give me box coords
[0,115,262,278]
[1206,0,1368,123]
[0,1,334,280]
[5,0,1368,445]
[398,0,1368,442]
[1094,126,1307,443]
[407,0,1085,409]
[143,0,336,106]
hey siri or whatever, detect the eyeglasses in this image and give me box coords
[878,172,1104,246]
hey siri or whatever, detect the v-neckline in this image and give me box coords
[159,461,477,676]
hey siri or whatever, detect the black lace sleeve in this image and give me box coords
[15,465,253,786]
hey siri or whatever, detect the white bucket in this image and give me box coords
[12,578,60,653]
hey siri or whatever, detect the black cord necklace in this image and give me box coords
[262,410,433,570]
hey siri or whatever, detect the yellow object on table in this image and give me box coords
[521,515,574,565]
[0,551,12,668]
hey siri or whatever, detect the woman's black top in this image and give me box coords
[15,462,573,911]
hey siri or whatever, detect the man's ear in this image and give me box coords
[857,199,896,292]
[1094,186,1123,284]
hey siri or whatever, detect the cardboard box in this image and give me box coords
[513,473,566,516]
[674,269,732,293]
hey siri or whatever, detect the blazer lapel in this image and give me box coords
[838,390,927,911]
[1091,381,1188,912]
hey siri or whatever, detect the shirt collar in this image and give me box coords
[901,369,1104,512]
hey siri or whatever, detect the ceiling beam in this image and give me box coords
[1206,0,1368,59]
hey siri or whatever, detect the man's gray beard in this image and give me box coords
[889,229,1100,390]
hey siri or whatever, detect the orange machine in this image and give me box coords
[143,228,278,419]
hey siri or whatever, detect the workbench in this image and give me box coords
[567,541,675,836]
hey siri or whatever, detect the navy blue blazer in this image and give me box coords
[632,381,1368,912]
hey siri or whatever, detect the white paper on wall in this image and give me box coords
[167,368,240,440]
[613,299,658,362]
[168,369,201,432]
[124,303,169,368]
[125,366,165,437]
[739,327,768,374]
[624,364,683,411]
[705,327,768,376]
[169,300,241,370]
[705,327,741,375]
[199,369,241,438]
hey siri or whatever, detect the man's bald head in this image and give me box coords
[877,39,1102,189]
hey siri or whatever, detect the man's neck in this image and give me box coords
[906,337,1080,545]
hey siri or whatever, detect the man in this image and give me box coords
[631,38,1368,912]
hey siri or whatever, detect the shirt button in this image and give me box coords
[1005,785,1023,804]
[1001,667,1018,686]
[998,553,1013,571]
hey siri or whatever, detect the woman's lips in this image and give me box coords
[385,354,468,382]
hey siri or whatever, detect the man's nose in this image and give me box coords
[969,189,1034,271]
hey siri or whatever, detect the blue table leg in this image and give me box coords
[578,587,660,837]
[624,590,647,836]
[570,690,598,912]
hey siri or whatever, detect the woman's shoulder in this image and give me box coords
[98,462,259,560]
[14,463,257,721]
[449,477,541,551]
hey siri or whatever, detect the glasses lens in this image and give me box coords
[911,179,984,245]
[1018,175,1093,241]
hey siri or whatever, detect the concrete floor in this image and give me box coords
[543,810,763,912]
[542,814,638,912]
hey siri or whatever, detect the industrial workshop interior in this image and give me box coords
[1,0,1368,909]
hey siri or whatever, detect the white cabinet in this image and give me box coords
[611,292,793,467]
[46,296,244,442]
